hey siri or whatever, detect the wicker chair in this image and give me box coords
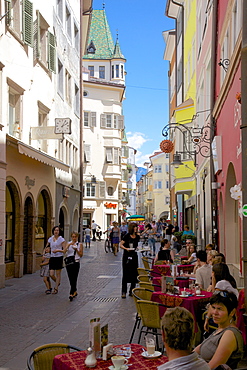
[142,256,154,270]
[129,287,153,343]
[27,343,82,370]
[137,267,149,276]
[136,300,169,350]
[137,275,150,283]
[139,281,155,291]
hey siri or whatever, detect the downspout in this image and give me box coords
[210,0,218,248]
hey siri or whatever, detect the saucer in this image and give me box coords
[109,365,128,370]
[179,294,189,297]
[195,294,205,296]
[141,351,162,358]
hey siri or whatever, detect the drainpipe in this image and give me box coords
[210,0,218,249]
[240,2,247,309]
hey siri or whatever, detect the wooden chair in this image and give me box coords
[129,287,153,343]
[27,343,82,370]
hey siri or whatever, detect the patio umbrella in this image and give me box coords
[126,214,145,221]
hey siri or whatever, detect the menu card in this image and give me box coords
[166,276,174,294]
[90,318,101,357]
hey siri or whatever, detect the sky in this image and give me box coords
[92,0,175,167]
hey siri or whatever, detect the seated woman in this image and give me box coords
[154,239,173,264]
[183,244,197,264]
[194,291,244,369]
[207,263,238,297]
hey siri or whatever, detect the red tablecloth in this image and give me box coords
[151,264,194,277]
[52,344,167,370]
[152,291,212,332]
[152,277,194,291]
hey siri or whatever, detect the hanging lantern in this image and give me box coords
[160,140,174,153]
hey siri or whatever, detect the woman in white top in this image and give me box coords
[47,226,66,294]
[64,231,83,301]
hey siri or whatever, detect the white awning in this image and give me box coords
[83,200,97,210]
[18,143,70,173]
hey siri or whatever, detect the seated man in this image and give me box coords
[195,250,212,290]
[158,307,210,370]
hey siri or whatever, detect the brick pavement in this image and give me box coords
[0,241,141,370]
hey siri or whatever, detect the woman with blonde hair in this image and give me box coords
[64,231,83,301]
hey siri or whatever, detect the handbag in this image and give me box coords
[64,245,77,266]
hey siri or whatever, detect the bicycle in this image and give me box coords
[104,235,113,253]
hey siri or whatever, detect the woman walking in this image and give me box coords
[47,226,66,294]
[120,223,140,298]
[111,221,120,256]
[64,231,83,301]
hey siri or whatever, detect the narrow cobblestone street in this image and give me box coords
[0,241,139,370]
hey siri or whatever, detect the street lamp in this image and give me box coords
[171,152,183,168]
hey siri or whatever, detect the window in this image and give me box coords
[106,148,120,164]
[58,59,64,97]
[84,111,96,127]
[99,66,105,79]
[6,0,33,46]
[57,0,63,23]
[154,165,162,173]
[100,113,124,129]
[107,186,114,196]
[86,183,95,197]
[34,11,56,73]
[65,69,71,104]
[88,66,94,77]
[38,101,49,152]
[165,164,169,173]
[121,65,124,78]
[7,78,24,138]
[112,65,114,78]
[74,22,79,52]
[116,65,119,78]
[65,4,71,39]
[84,144,91,163]
[165,196,170,205]
[122,169,128,181]
[154,181,162,189]
[74,84,79,116]
[166,181,169,189]
[106,148,113,163]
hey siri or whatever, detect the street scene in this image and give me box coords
[1,0,247,369]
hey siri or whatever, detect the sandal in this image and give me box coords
[69,295,73,301]
[52,288,58,294]
[73,292,78,298]
[45,289,52,294]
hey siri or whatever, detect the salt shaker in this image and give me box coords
[195,284,201,295]
[85,346,97,367]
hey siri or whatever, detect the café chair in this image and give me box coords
[139,281,155,291]
[137,275,150,283]
[136,300,169,350]
[137,267,149,276]
[129,287,153,343]
[142,256,154,270]
[27,343,82,370]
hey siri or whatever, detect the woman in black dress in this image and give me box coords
[120,223,140,298]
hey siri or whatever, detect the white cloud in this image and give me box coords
[126,131,149,150]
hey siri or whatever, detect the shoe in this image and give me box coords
[73,292,78,298]
[129,292,133,297]
[45,289,52,294]
[52,288,58,294]
[69,295,73,301]
[121,293,126,298]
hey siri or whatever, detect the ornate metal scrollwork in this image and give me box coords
[218,58,230,72]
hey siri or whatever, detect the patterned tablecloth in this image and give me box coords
[52,344,168,370]
[152,277,195,291]
[151,264,194,277]
[151,291,212,332]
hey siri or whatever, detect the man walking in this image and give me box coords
[91,220,98,241]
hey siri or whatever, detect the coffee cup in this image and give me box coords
[111,355,128,370]
[181,289,187,296]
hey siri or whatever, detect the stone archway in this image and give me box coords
[225,163,240,264]
[219,192,225,254]
[72,207,79,233]
[23,196,34,274]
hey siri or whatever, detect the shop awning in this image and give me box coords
[126,214,145,221]
[83,200,97,210]
[18,143,70,173]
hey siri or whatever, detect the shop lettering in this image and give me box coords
[104,202,117,209]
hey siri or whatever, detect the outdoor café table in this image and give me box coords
[52,343,167,370]
[151,264,194,277]
[152,276,195,291]
[151,290,212,332]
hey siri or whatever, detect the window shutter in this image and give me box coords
[118,183,122,200]
[91,112,96,127]
[48,31,56,73]
[113,148,118,164]
[106,148,113,163]
[118,115,124,130]
[33,11,40,59]
[5,0,11,26]
[84,144,91,163]
[100,114,106,128]
[99,182,106,198]
[23,0,33,47]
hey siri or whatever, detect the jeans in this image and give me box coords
[148,237,156,254]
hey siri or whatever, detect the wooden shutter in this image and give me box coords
[23,0,33,47]
[100,114,106,128]
[48,31,56,73]
[113,148,118,164]
[84,144,91,163]
[99,182,106,198]
[106,148,113,163]
[5,0,11,26]
[33,11,40,59]
[91,112,96,127]
[118,115,124,129]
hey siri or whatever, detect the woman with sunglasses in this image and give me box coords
[194,291,243,369]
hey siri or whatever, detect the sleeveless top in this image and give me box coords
[199,326,244,369]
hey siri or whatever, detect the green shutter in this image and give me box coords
[22,0,33,47]
[33,11,40,59]
[48,31,56,73]
[5,0,11,26]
